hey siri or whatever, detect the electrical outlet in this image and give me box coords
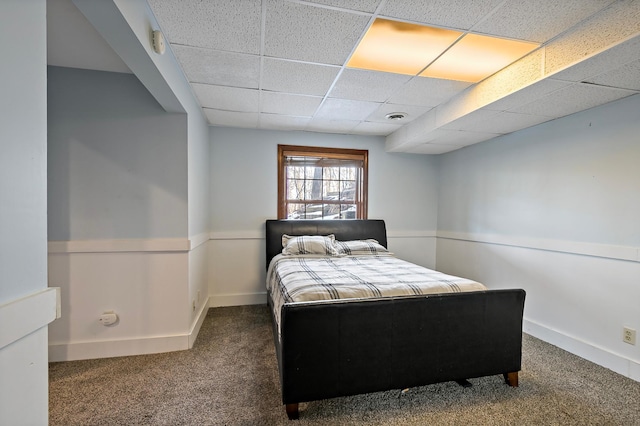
[99,311,118,326]
[623,327,636,345]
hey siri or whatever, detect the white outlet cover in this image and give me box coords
[623,327,636,345]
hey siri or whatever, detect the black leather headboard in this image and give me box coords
[265,219,387,269]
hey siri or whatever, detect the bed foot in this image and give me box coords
[504,372,519,387]
[285,403,299,420]
[455,379,473,388]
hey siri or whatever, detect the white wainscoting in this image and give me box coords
[188,239,210,348]
[387,231,437,269]
[208,230,438,307]
[48,237,209,362]
[209,232,266,307]
[436,233,640,382]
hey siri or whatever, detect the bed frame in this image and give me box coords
[266,219,526,420]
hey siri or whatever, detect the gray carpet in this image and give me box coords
[50,305,640,425]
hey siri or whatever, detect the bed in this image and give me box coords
[265,219,526,420]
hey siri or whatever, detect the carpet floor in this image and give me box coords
[49,305,640,425]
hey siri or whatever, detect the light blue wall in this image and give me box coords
[71,0,211,240]
[1,0,47,302]
[437,94,640,247]
[435,94,640,380]
[208,127,440,304]
[210,127,439,235]
[48,66,188,240]
[0,1,49,423]
[187,112,211,238]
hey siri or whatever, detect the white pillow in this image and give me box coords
[335,239,389,255]
[282,234,339,256]
[282,233,334,247]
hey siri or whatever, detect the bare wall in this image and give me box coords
[208,127,439,305]
[47,66,199,361]
[0,0,50,424]
[436,94,640,380]
[47,66,188,240]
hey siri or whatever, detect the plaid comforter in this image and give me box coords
[266,253,487,339]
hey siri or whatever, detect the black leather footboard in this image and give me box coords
[275,289,525,406]
[264,219,526,417]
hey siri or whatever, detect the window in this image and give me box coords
[278,145,368,220]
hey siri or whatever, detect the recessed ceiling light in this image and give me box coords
[348,18,539,83]
[385,112,407,121]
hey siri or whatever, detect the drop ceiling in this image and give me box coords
[50,0,640,154]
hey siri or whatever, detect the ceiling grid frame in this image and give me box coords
[50,0,640,152]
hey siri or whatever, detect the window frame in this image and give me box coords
[277,144,368,220]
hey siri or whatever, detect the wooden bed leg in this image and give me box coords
[504,372,519,387]
[285,403,299,420]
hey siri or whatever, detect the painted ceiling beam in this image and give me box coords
[385,1,640,153]
[72,0,194,115]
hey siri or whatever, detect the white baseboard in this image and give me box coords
[49,335,189,362]
[189,297,210,349]
[209,292,267,307]
[524,319,640,382]
[49,297,211,362]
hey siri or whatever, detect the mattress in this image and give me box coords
[266,253,488,339]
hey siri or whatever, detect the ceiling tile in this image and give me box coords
[259,114,311,131]
[262,58,340,96]
[204,109,259,128]
[586,59,640,91]
[387,77,472,107]
[306,118,361,133]
[173,45,260,88]
[329,69,412,102]
[148,0,261,54]
[352,121,403,135]
[303,0,382,13]
[315,98,382,121]
[473,0,615,43]
[510,82,635,117]
[544,1,640,76]
[192,84,259,111]
[366,103,432,123]
[380,0,505,30]
[264,0,371,65]
[261,92,322,116]
[137,0,640,152]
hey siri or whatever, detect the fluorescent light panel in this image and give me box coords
[347,19,462,75]
[348,18,539,83]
